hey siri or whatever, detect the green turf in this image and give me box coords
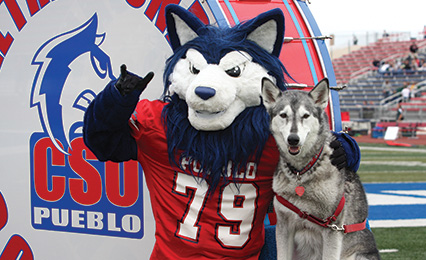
[356,143,426,183]
[372,227,426,260]
[354,143,426,259]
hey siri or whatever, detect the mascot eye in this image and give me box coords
[302,113,310,119]
[225,66,241,77]
[190,64,200,74]
[280,113,287,119]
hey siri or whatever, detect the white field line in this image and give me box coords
[361,161,426,167]
[360,146,426,167]
[379,249,399,253]
[369,219,426,228]
[360,146,426,153]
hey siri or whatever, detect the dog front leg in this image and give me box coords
[322,230,343,260]
[275,204,295,260]
[276,221,295,260]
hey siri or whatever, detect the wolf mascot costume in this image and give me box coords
[83,5,360,260]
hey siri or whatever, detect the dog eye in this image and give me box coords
[190,64,200,74]
[280,113,287,119]
[225,66,241,77]
[302,113,310,119]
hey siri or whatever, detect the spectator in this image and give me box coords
[388,60,398,74]
[361,101,374,119]
[408,41,419,62]
[382,80,393,98]
[400,58,413,71]
[396,102,404,122]
[409,82,417,98]
[372,59,381,68]
[409,42,418,54]
[408,55,420,69]
[383,30,389,37]
[394,58,402,71]
[378,61,390,74]
[418,62,426,71]
[401,86,410,102]
[353,35,358,45]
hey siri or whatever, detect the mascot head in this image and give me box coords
[162,5,289,193]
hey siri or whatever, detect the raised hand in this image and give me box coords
[115,64,154,96]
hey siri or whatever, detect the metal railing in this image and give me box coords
[341,81,426,122]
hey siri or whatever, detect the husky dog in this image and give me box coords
[262,78,380,260]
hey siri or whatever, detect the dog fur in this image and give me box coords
[262,78,380,260]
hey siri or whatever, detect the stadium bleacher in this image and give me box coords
[333,36,426,122]
[333,37,426,85]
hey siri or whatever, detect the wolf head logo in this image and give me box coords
[30,14,115,154]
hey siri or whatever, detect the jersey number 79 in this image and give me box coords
[173,172,258,248]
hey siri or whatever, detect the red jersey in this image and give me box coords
[130,100,279,259]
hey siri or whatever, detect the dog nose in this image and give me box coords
[195,86,216,100]
[287,134,300,146]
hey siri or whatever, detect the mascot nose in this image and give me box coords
[195,86,216,100]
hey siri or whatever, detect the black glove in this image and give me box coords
[115,64,154,96]
[330,139,346,170]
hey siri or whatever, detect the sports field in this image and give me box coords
[357,142,426,259]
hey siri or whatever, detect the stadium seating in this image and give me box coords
[334,36,426,121]
[333,37,426,85]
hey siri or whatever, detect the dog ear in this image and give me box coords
[309,78,330,110]
[245,9,285,57]
[261,77,281,108]
[166,4,205,51]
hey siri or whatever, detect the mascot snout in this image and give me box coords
[195,86,216,100]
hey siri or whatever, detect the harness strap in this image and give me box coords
[343,219,367,234]
[275,193,366,233]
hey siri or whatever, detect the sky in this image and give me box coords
[308,0,425,38]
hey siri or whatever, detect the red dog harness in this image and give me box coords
[275,145,366,233]
[275,194,367,233]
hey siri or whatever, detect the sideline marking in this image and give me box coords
[365,183,426,228]
[379,249,399,253]
[369,219,426,228]
[360,146,426,153]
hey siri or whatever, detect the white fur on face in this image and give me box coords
[169,48,272,131]
[271,104,319,157]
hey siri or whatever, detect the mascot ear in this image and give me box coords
[245,8,285,57]
[166,4,205,51]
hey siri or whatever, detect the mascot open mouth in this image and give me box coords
[288,146,301,155]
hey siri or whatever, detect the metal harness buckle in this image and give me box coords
[328,224,345,232]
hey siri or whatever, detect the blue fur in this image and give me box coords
[162,94,270,194]
[161,8,291,194]
[163,19,289,94]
